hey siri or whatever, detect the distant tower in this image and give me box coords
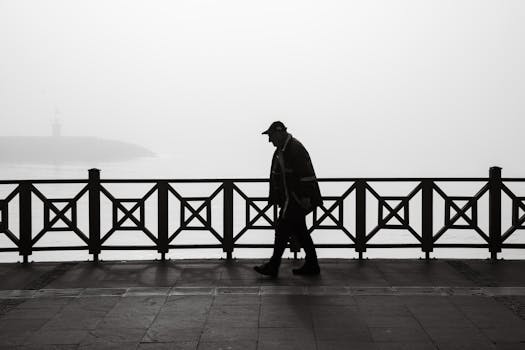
[52,118,62,137]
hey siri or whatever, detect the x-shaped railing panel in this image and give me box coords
[231,183,278,243]
[433,183,490,243]
[31,185,89,246]
[309,183,356,242]
[311,196,344,229]
[167,184,223,244]
[235,187,275,226]
[99,184,158,245]
[365,183,422,243]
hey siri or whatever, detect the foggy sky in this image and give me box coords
[1,0,524,178]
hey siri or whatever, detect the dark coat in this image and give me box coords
[268,135,322,212]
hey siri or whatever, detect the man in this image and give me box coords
[254,121,323,277]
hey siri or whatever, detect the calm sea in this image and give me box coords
[1,155,524,262]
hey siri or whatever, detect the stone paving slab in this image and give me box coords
[0,296,524,349]
[0,259,524,349]
[3,286,525,299]
[1,259,524,290]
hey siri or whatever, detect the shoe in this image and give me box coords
[292,263,320,276]
[254,262,279,277]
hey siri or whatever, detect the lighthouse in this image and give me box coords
[52,118,62,137]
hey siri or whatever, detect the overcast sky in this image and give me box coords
[1,0,524,177]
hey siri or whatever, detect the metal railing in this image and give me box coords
[0,167,524,263]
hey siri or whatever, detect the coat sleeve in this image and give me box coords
[290,142,323,206]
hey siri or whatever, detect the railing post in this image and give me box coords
[88,169,101,263]
[223,180,234,260]
[421,180,433,260]
[489,166,502,260]
[355,179,366,259]
[157,181,169,261]
[19,181,32,264]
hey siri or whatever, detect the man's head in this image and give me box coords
[262,121,288,148]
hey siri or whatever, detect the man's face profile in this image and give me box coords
[267,131,280,148]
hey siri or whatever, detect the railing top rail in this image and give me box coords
[501,178,525,182]
[319,177,491,182]
[0,179,89,185]
[3,177,524,185]
[95,177,493,182]
[101,178,267,183]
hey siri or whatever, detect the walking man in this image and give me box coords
[254,121,323,277]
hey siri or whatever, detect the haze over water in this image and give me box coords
[1,0,524,261]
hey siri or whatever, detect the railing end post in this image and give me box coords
[355,179,367,258]
[223,180,234,260]
[157,181,169,259]
[489,166,502,259]
[88,168,101,260]
[19,181,33,262]
[422,180,434,257]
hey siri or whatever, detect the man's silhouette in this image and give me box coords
[254,121,323,277]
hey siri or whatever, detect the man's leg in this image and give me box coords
[254,216,291,277]
[269,218,291,267]
[292,214,318,266]
[288,204,320,274]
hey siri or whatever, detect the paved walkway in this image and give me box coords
[0,259,525,349]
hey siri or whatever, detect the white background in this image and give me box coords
[1,0,524,178]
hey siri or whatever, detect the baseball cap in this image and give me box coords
[262,121,287,135]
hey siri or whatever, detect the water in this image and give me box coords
[1,156,524,262]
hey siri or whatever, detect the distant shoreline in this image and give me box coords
[0,136,155,164]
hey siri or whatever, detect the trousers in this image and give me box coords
[269,201,318,266]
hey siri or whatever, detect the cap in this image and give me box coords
[262,121,287,135]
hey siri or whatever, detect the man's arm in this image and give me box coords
[290,142,322,210]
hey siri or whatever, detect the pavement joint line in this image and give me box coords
[2,286,525,298]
